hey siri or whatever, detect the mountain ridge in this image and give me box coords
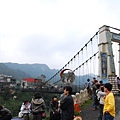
[2,62,58,80]
[0,62,96,85]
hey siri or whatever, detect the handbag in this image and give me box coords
[18,111,23,118]
[41,111,46,119]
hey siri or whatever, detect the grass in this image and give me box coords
[80,99,92,109]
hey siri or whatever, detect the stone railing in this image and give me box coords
[72,88,90,105]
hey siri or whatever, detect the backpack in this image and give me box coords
[95,90,100,105]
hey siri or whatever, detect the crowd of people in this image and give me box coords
[0,86,75,120]
[86,77,115,120]
[18,86,75,120]
[0,79,117,120]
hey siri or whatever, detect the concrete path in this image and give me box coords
[80,96,120,120]
[114,111,120,120]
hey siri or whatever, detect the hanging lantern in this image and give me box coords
[60,69,75,85]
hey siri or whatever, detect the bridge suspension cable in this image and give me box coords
[45,26,120,87]
[44,31,99,86]
[53,51,99,85]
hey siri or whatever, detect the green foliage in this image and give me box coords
[0,89,59,118]
[80,99,92,109]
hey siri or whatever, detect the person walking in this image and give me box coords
[49,96,60,120]
[59,86,74,120]
[103,83,115,120]
[30,92,46,120]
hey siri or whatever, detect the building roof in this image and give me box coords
[23,78,39,83]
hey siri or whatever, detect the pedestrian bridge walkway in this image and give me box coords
[115,111,120,120]
[80,95,120,120]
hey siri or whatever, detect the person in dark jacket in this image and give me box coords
[49,96,60,120]
[91,78,98,110]
[60,86,74,120]
[30,92,46,120]
[0,105,12,120]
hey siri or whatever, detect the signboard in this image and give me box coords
[112,33,120,42]
[101,53,108,84]
[106,32,116,74]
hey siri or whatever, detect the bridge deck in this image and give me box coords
[80,95,120,120]
[21,89,77,94]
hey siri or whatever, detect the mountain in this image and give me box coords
[74,74,97,86]
[0,63,31,80]
[0,62,96,85]
[3,62,59,80]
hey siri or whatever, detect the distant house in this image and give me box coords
[0,74,16,88]
[21,78,41,89]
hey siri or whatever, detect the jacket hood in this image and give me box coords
[32,98,44,105]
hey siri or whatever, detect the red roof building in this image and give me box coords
[21,78,42,89]
[23,78,39,83]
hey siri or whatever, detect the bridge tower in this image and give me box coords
[98,25,120,93]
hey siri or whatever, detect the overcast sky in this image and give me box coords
[0,0,120,69]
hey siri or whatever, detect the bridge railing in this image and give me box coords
[71,88,91,105]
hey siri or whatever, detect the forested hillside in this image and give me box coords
[0,62,96,85]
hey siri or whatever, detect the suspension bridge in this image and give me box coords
[22,25,120,94]
[15,26,120,120]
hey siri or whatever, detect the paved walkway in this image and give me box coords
[114,111,120,120]
[80,96,120,120]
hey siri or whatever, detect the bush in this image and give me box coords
[0,89,59,117]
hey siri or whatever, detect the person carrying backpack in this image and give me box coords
[96,84,106,120]
[30,92,46,120]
